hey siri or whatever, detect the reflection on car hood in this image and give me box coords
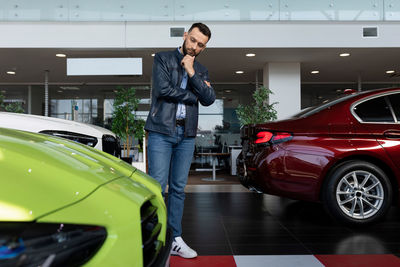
[0,128,130,222]
[0,112,115,138]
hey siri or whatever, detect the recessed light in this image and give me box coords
[151,54,155,57]
[57,90,63,93]
[236,71,244,74]
[6,71,16,75]
[60,86,80,90]
[339,53,350,57]
[56,53,66,58]
[246,53,256,57]
[225,90,232,93]
[311,70,319,74]
[386,70,395,74]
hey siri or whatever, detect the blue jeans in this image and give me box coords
[148,126,195,238]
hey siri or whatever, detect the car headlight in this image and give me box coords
[0,222,106,266]
[39,130,98,147]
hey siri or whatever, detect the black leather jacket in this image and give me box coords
[145,49,216,137]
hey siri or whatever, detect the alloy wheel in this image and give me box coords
[336,170,384,219]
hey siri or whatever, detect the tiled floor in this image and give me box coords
[170,187,400,266]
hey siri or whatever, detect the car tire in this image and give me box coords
[322,160,392,225]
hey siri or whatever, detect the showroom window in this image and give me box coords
[103,98,149,127]
[51,99,98,124]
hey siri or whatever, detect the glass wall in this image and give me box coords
[0,0,398,22]
[3,81,400,174]
[51,99,98,123]
[5,81,400,174]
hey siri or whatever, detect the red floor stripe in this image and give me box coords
[315,254,400,267]
[170,255,236,267]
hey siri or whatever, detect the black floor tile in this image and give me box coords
[224,225,291,237]
[181,229,228,245]
[228,234,301,246]
[192,243,233,255]
[304,242,393,255]
[179,192,400,256]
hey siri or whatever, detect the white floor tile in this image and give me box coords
[234,255,324,267]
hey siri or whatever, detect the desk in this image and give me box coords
[196,152,230,181]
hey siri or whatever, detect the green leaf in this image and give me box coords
[111,86,145,157]
[4,102,25,113]
[236,86,278,126]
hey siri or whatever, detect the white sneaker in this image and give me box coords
[170,236,198,258]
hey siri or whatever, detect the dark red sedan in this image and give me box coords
[237,87,400,225]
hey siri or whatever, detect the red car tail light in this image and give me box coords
[255,131,273,144]
[254,131,293,144]
[274,132,293,142]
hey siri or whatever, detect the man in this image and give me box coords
[145,22,215,258]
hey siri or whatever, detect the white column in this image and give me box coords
[27,85,32,114]
[263,63,301,120]
[44,70,49,116]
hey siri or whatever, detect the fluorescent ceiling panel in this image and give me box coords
[67,58,142,76]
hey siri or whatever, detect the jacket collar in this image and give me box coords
[175,47,184,61]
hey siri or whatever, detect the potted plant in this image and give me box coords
[132,118,145,159]
[236,86,278,126]
[111,86,143,164]
[0,91,24,113]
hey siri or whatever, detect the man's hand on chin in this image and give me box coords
[181,55,195,77]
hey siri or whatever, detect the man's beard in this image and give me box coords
[182,40,200,57]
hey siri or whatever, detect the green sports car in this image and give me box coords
[0,127,171,266]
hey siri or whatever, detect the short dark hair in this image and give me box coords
[188,22,211,40]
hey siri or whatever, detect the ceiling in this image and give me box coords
[0,47,400,86]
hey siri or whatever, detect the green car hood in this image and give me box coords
[0,128,159,222]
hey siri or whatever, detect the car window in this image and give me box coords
[388,93,400,122]
[353,96,395,123]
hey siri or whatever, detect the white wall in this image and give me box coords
[264,62,301,120]
[0,21,399,48]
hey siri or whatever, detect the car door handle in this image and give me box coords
[384,130,400,139]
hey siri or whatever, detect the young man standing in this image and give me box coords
[145,22,215,258]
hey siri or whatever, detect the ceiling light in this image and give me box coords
[339,53,350,57]
[6,71,16,75]
[311,70,319,74]
[386,70,395,74]
[56,53,66,58]
[225,90,232,93]
[222,96,226,99]
[60,86,80,90]
[57,90,63,93]
[246,53,256,57]
[236,71,244,74]
[151,54,155,57]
